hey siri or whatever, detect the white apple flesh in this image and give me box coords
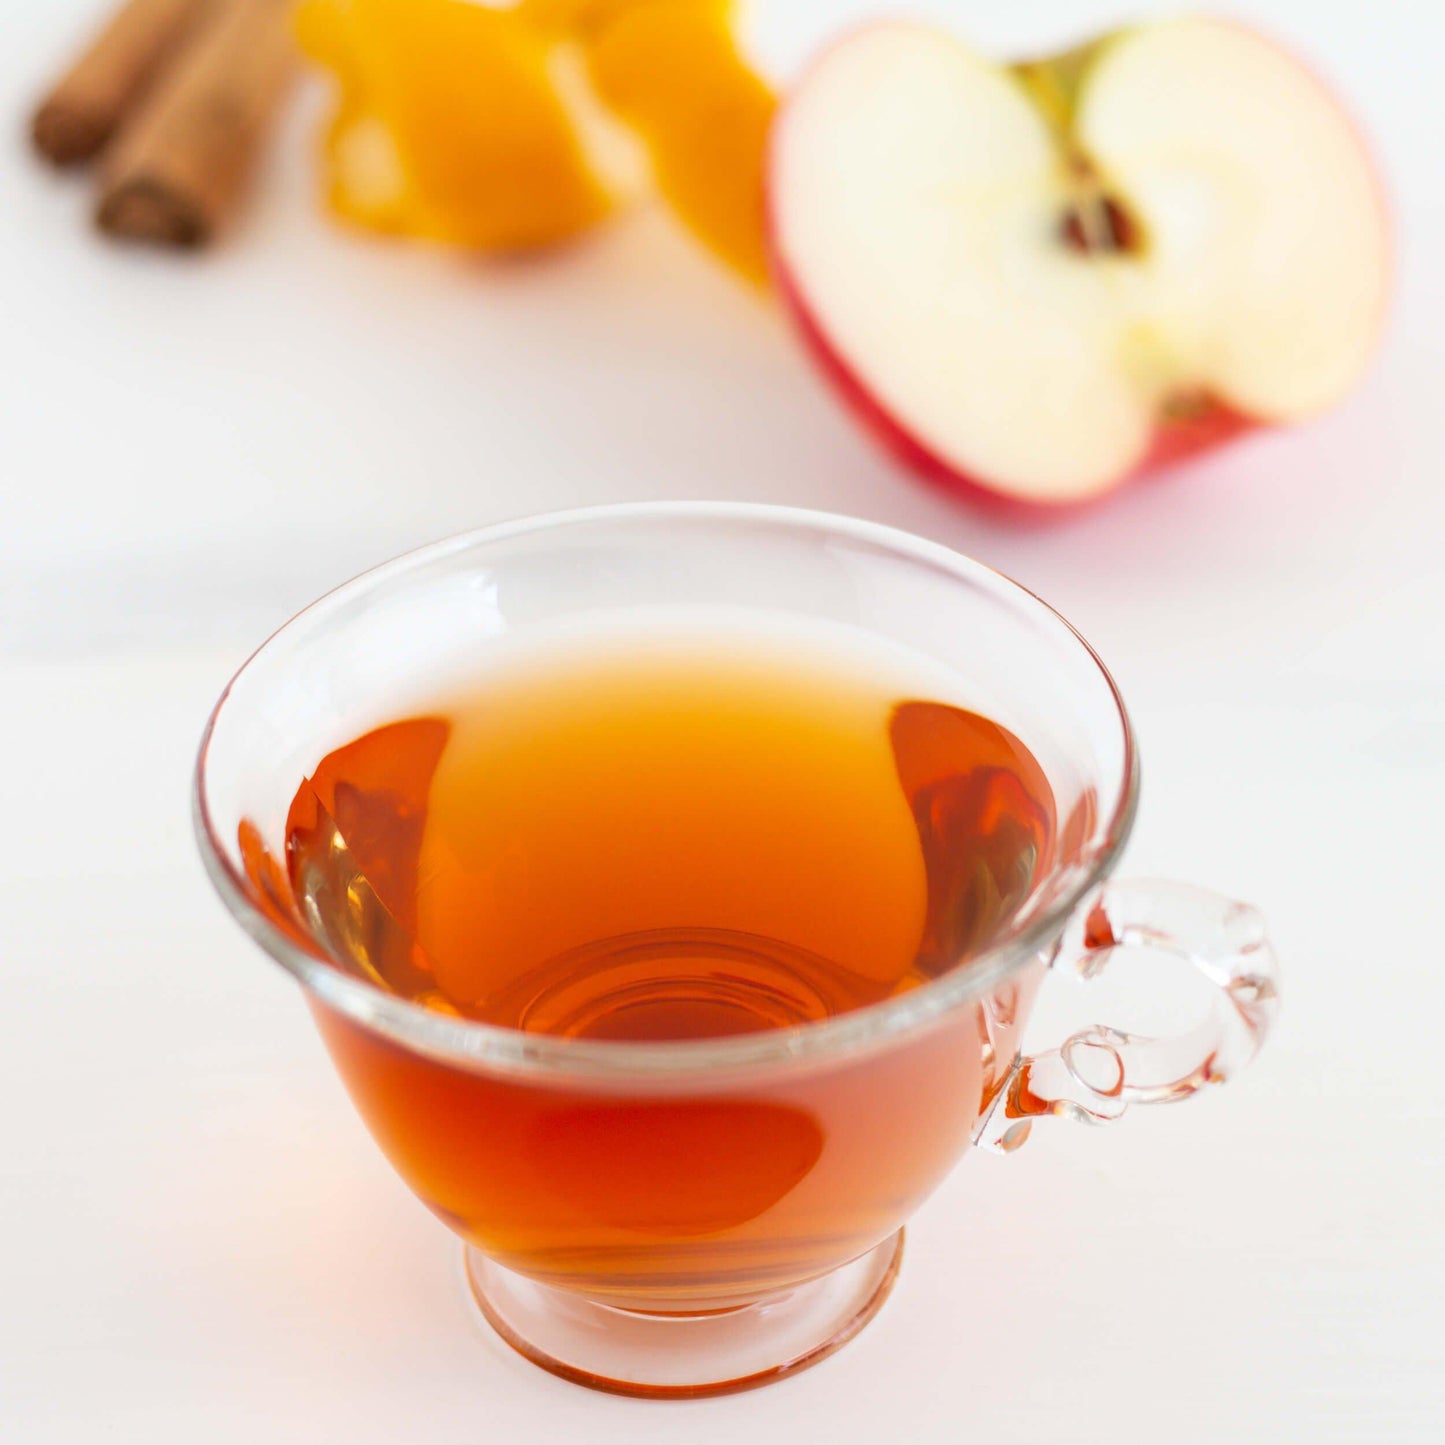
[767,19,1390,508]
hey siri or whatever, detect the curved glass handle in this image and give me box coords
[976,880,1280,1154]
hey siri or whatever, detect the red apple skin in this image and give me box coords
[766,17,1391,520]
[769,239,1259,520]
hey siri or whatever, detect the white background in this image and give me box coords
[3,1,1443,1440]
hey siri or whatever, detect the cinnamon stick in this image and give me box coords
[96,0,297,247]
[32,0,216,166]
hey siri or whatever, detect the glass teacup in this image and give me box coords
[195,504,1278,1397]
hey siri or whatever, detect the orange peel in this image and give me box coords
[583,1,775,283]
[297,0,775,280]
[295,0,618,250]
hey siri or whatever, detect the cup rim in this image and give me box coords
[194,501,1138,1078]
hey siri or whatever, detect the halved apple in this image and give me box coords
[768,19,1390,508]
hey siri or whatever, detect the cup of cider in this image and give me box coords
[195,504,1278,1397]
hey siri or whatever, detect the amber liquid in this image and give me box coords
[241,633,1061,1304]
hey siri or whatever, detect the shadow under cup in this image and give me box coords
[194,505,1156,1396]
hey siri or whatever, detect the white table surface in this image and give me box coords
[4,1,1443,1440]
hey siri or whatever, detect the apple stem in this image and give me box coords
[1013,41,1145,257]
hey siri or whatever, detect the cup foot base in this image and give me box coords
[463,1230,905,1398]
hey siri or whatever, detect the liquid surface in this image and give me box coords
[236,635,1060,1300]
[256,641,1056,1040]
